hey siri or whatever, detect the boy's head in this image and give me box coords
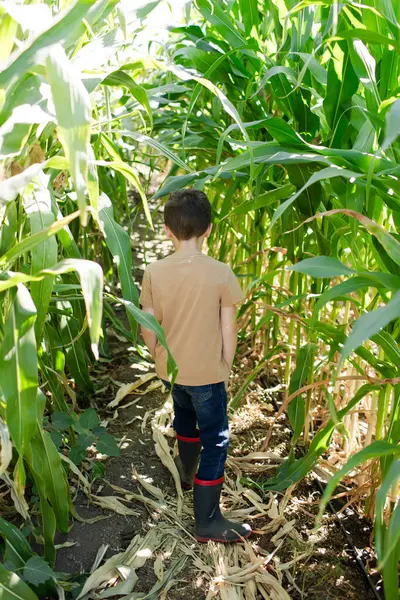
[164,189,212,241]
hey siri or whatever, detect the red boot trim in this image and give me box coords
[194,475,224,486]
[177,433,200,443]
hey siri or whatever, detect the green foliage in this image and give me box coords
[0,0,172,587]
[1,0,400,597]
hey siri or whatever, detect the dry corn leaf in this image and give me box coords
[152,413,183,515]
[255,572,291,600]
[91,495,140,516]
[271,520,296,545]
[108,373,157,408]
[230,451,284,463]
[90,544,108,573]
[244,579,258,600]
[97,569,138,597]
[278,551,313,570]
[142,380,162,394]
[61,454,91,495]
[153,554,164,581]
[141,555,186,599]
[77,536,140,600]
[1,471,30,519]
[0,418,12,477]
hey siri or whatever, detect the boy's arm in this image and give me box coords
[221,305,237,371]
[141,307,157,359]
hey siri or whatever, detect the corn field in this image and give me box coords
[0,0,399,598]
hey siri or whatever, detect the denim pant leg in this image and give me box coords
[188,382,229,481]
[162,380,198,438]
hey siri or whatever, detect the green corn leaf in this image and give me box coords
[96,160,153,229]
[0,257,102,359]
[0,210,79,270]
[381,500,400,600]
[382,98,400,149]
[296,52,327,85]
[228,184,296,217]
[58,311,94,395]
[99,193,138,338]
[102,70,152,128]
[264,117,308,147]
[0,10,17,63]
[0,284,37,456]
[358,271,400,291]
[239,0,259,35]
[0,517,32,569]
[0,104,52,159]
[372,330,400,366]
[264,384,380,492]
[323,45,359,144]
[0,564,38,600]
[330,29,400,52]
[317,441,400,524]
[24,390,70,535]
[25,460,56,565]
[375,459,400,562]
[298,209,400,267]
[23,174,57,341]
[46,45,91,225]
[135,0,161,20]
[289,256,355,278]
[51,259,103,360]
[0,0,96,89]
[288,343,317,442]
[115,130,192,173]
[313,276,375,319]
[119,298,178,384]
[27,429,70,534]
[0,200,18,255]
[153,173,203,199]
[196,0,248,49]
[340,289,400,367]
[269,167,363,231]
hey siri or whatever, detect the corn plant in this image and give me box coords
[0,1,178,592]
[118,1,400,596]
[1,0,400,597]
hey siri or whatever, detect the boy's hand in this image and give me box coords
[141,306,157,359]
[221,305,237,371]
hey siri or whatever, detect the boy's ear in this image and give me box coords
[164,225,173,239]
[204,223,213,238]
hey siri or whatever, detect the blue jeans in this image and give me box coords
[162,381,229,481]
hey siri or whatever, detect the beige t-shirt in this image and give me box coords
[139,250,242,385]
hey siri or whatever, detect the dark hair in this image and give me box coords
[164,189,211,240]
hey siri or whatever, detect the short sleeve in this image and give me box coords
[139,268,153,307]
[221,267,243,307]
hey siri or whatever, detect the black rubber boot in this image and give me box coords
[193,477,252,543]
[174,434,201,490]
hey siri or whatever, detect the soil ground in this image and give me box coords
[54,210,381,599]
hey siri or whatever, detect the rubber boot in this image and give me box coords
[174,434,201,490]
[193,476,252,543]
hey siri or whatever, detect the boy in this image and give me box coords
[139,189,251,543]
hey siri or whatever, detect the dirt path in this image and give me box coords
[55,211,378,599]
[55,336,377,600]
